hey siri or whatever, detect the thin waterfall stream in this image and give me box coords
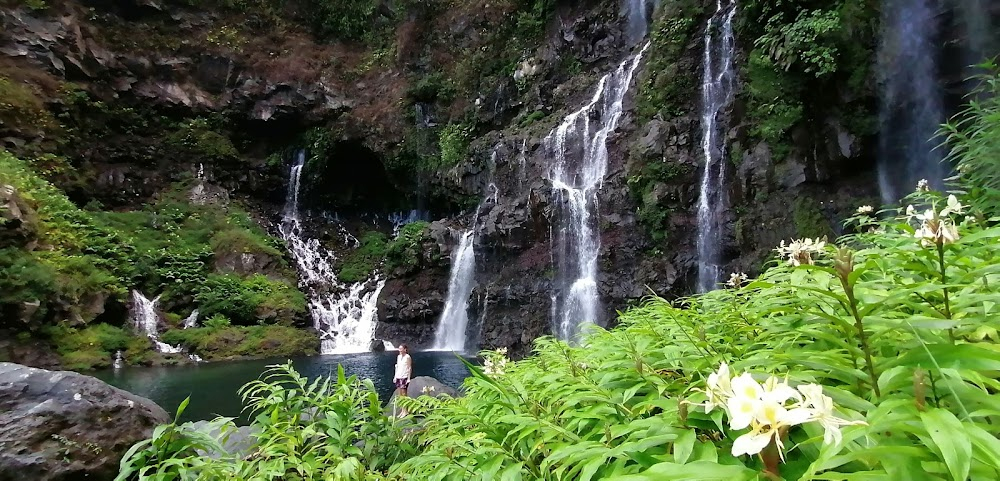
[695,0,738,293]
[280,150,385,354]
[877,0,946,203]
[545,43,649,342]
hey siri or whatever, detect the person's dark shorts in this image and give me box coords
[394,378,409,390]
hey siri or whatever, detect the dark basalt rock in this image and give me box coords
[0,362,169,481]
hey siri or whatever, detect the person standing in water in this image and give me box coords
[393,344,413,417]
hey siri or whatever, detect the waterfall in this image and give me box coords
[695,0,738,293]
[182,309,199,329]
[877,0,947,203]
[624,0,656,45]
[431,231,478,351]
[113,351,124,369]
[280,150,386,354]
[545,43,649,342]
[130,291,183,354]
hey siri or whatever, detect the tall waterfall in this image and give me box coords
[877,0,946,203]
[431,231,477,351]
[131,291,183,354]
[624,0,658,46]
[545,43,649,342]
[280,150,385,354]
[695,0,738,293]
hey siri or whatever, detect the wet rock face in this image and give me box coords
[0,362,170,481]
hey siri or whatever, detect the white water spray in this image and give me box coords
[695,0,738,293]
[431,230,477,351]
[545,43,649,342]
[280,150,386,354]
[131,291,183,354]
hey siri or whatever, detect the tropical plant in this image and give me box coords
[118,363,413,480]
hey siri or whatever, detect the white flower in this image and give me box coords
[856,205,873,215]
[940,195,965,217]
[731,399,813,460]
[127,400,135,408]
[775,238,826,266]
[797,384,866,446]
[916,179,930,192]
[727,373,764,430]
[421,385,436,395]
[73,393,82,401]
[701,363,734,414]
[726,272,749,289]
[762,376,801,404]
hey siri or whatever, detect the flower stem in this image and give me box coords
[837,274,881,399]
[936,243,954,343]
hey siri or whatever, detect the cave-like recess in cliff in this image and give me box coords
[300,140,420,216]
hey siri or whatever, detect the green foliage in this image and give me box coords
[118,363,411,480]
[0,76,56,134]
[636,0,703,121]
[385,221,429,272]
[195,274,306,326]
[745,51,804,160]
[941,61,1000,215]
[45,323,138,371]
[792,196,833,239]
[165,118,239,164]
[339,231,389,283]
[160,325,317,360]
[406,72,455,104]
[24,0,47,10]
[437,123,472,168]
[518,110,546,128]
[627,160,693,243]
[304,0,381,42]
[755,9,841,76]
[739,0,877,159]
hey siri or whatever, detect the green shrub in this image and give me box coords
[119,363,408,479]
[437,123,471,168]
[195,274,306,325]
[46,323,137,370]
[385,221,429,272]
[338,231,388,282]
[164,118,239,163]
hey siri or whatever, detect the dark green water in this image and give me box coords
[92,351,475,424]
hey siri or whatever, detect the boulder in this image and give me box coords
[385,376,460,415]
[0,362,170,481]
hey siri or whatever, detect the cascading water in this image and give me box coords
[431,231,477,351]
[877,0,946,203]
[280,150,386,354]
[182,309,199,329]
[131,291,183,354]
[545,43,649,342]
[695,0,738,293]
[623,0,656,45]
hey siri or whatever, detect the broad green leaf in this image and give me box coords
[921,409,972,481]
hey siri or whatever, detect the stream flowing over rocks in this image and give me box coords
[0,362,169,481]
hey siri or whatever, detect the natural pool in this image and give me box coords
[92,351,475,424]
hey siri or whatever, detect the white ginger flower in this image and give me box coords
[697,364,868,461]
[940,195,965,217]
[421,385,436,395]
[916,179,930,192]
[702,362,734,414]
[856,205,874,215]
[726,272,749,289]
[727,373,764,430]
[797,384,867,446]
[775,238,826,266]
[732,398,813,460]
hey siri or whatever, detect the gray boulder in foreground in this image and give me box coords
[0,362,170,481]
[385,376,459,415]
